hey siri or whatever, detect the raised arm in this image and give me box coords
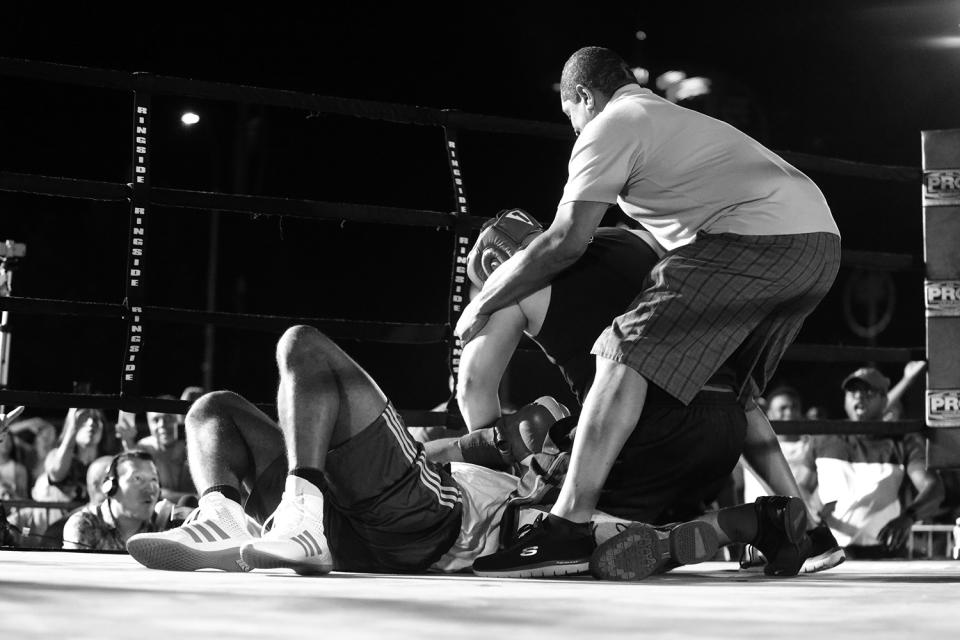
[886,360,927,408]
[0,405,24,443]
[45,408,81,483]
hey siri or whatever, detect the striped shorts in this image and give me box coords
[593,231,841,407]
[249,402,463,573]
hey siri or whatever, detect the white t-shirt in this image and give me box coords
[431,462,518,572]
[560,86,839,251]
[429,463,634,572]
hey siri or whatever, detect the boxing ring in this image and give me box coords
[2,58,960,637]
[2,552,959,638]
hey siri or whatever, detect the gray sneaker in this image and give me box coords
[590,521,718,581]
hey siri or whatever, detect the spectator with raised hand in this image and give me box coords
[811,367,944,558]
[29,408,111,534]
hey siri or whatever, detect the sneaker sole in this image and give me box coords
[590,521,718,581]
[127,537,250,572]
[800,547,846,574]
[670,521,720,565]
[240,546,333,576]
[472,559,589,579]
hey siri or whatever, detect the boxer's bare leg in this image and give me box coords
[186,391,285,498]
[274,325,388,471]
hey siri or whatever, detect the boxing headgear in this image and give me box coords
[466,208,544,289]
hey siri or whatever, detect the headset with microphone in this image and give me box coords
[101,450,158,497]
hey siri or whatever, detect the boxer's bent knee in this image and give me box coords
[185,390,245,431]
[276,324,338,371]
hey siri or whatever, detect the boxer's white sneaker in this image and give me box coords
[240,476,333,575]
[126,491,256,572]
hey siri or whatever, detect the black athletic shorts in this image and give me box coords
[597,387,747,525]
[246,402,463,572]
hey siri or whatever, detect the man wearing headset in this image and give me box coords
[61,450,185,551]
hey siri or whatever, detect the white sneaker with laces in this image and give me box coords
[126,491,257,572]
[240,475,333,575]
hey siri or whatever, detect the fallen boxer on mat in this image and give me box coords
[126,324,812,580]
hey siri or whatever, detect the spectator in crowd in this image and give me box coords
[8,417,58,489]
[120,397,196,502]
[28,408,115,534]
[0,427,29,500]
[810,367,943,558]
[61,450,181,551]
[35,455,114,548]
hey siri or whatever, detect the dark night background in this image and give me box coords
[1,2,958,420]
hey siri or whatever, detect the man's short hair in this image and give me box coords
[560,46,636,102]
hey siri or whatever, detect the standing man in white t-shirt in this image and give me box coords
[457,46,841,577]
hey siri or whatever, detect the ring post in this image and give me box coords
[121,78,153,400]
[921,129,960,467]
[443,123,471,428]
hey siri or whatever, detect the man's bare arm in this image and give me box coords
[887,360,927,408]
[455,201,608,343]
[877,460,944,550]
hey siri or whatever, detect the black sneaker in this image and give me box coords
[590,521,718,581]
[799,522,846,574]
[472,513,594,578]
[752,496,808,576]
[740,522,846,574]
[738,543,766,570]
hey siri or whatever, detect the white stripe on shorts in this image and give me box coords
[382,404,458,508]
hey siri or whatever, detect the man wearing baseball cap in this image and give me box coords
[809,366,943,558]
